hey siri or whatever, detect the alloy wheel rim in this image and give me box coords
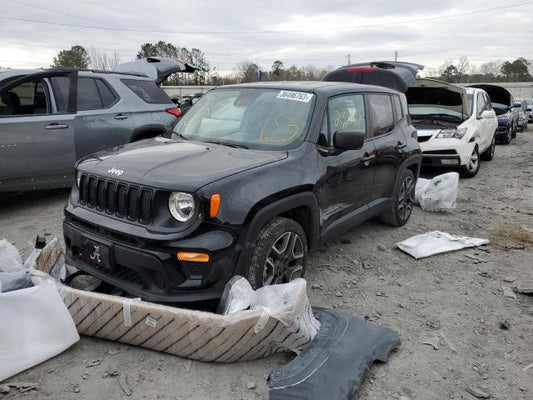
[397,175,415,221]
[468,149,479,172]
[263,231,304,286]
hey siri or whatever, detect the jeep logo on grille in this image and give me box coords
[107,167,124,176]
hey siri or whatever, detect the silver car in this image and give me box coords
[0,57,195,192]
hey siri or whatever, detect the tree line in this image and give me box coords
[47,46,533,86]
[426,56,532,83]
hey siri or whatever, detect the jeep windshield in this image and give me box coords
[172,87,315,150]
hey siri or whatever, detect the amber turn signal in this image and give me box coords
[177,252,210,263]
[210,193,221,218]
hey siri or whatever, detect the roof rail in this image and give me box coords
[46,67,149,78]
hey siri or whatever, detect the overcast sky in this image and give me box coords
[1,0,532,75]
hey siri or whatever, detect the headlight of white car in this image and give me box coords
[169,192,196,222]
[435,127,467,139]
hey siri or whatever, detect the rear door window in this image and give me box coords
[77,78,103,111]
[368,94,394,137]
[392,95,403,122]
[121,79,171,104]
[95,79,117,108]
[77,77,118,111]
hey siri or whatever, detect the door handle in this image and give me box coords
[45,123,69,130]
[395,141,407,149]
[114,114,128,120]
[361,154,375,163]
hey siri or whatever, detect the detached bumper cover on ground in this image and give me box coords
[269,307,400,400]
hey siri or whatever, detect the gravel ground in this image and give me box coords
[1,128,532,400]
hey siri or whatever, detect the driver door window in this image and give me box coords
[321,94,366,146]
[476,93,486,116]
[0,79,51,116]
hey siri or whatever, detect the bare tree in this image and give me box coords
[89,47,121,71]
[479,61,502,78]
[456,55,470,75]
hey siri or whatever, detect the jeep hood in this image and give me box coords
[114,57,199,84]
[469,84,512,107]
[407,78,469,119]
[78,137,287,192]
[322,61,424,92]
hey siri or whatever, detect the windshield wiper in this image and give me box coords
[203,140,249,149]
[411,119,451,127]
[173,132,188,140]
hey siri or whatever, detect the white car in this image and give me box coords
[406,79,498,178]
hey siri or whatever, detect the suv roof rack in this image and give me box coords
[46,67,148,78]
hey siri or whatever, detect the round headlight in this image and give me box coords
[169,192,196,222]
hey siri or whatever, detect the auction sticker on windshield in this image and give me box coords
[277,90,313,103]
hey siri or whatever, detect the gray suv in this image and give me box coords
[0,57,195,193]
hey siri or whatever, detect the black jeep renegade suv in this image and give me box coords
[63,81,421,303]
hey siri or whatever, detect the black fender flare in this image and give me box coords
[268,307,401,400]
[234,192,320,276]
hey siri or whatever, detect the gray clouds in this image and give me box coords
[0,0,532,73]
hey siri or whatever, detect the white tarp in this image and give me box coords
[415,172,459,212]
[0,279,80,381]
[0,239,29,293]
[396,231,489,259]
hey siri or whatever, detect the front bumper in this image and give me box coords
[419,138,474,167]
[63,209,244,303]
[495,121,511,140]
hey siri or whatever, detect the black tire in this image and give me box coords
[502,128,512,145]
[480,136,496,161]
[246,217,307,289]
[460,146,480,178]
[511,122,517,138]
[379,169,415,227]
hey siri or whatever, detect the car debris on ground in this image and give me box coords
[0,240,79,381]
[0,238,403,399]
[396,231,489,259]
[415,172,459,212]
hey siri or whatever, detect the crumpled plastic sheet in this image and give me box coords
[396,231,489,259]
[415,172,459,212]
[0,239,31,293]
[218,276,321,338]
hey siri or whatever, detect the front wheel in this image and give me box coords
[460,146,480,178]
[480,136,496,161]
[379,169,415,227]
[502,128,512,144]
[246,217,307,289]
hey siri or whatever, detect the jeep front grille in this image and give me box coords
[79,174,153,224]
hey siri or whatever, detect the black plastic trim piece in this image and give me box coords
[268,307,400,400]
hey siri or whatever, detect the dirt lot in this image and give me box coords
[1,129,532,400]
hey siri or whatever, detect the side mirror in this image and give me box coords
[333,130,365,151]
[480,110,494,119]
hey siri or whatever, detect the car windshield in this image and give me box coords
[172,88,315,150]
